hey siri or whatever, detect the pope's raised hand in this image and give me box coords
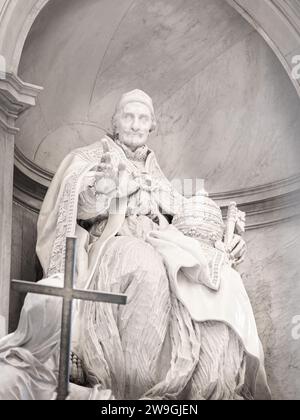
[93,162,127,198]
[91,139,121,197]
[83,139,139,199]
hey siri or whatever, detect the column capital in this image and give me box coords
[0,72,43,133]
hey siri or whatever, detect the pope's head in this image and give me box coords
[112,89,157,151]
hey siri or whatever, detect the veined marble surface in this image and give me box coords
[10,199,300,400]
[153,31,300,192]
[16,0,300,193]
[0,315,5,339]
[240,219,300,400]
[9,0,300,400]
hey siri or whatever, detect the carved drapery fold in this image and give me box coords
[0,0,300,331]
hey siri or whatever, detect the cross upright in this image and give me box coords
[11,237,127,400]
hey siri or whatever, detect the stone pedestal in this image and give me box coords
[0,73,42,337]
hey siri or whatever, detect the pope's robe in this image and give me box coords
[0,137,270,400]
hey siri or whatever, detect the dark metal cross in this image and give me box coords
[11,237,127,400]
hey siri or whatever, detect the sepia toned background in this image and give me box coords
[0,0,299,399]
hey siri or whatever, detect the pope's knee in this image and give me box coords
[117,236,164,271]
[115,236,167,292]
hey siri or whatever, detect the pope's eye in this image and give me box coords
[123,114,132,120]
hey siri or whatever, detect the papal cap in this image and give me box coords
[118,89,154,115]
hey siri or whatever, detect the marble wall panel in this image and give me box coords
[9,0,300,399]
[240,218,300,400]
[9,203,39,332]
[10,199,300,399]
[16,0,300,193]
[153,31,300,192]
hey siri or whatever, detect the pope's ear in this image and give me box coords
[150,117,157,133]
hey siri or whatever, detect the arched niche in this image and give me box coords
[1,0,300,217]
[1,0,300,93]
[12,0,300,225]
[2,0,300,399]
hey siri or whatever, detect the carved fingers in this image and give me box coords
[85,139,139,199]
[228,234,247,266]
[94,161,139,199]
[94,144,121,196]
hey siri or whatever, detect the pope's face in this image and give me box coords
[117,102,152,151]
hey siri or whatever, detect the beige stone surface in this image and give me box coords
[9,202,39,332]
[0,131,14,337]
[0,73,40,338]
[241,219,300,400]
[0,0,299,399]
[16,0,300,193]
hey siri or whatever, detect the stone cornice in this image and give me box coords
[273,0,300,39]
[220,187,300,230]
[0,108,18,133]
[13,166,300,228]
[13,166,46,213]
[0,72,42,133]
[0,72,42,116]
[212,174,300,205]
[14,146,53,186]
[0,1,11,22]
[6,0,300,230]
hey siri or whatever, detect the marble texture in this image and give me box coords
[1,0,300,99]
[13,0,299,194]
[0,128,14,337]
[154,31,300,193]
[16,0,300,194]
[0,73,40,337]
[10,180,300,400]
[3,0,300,400]
[9,203,39,333]
[240,218,300,400]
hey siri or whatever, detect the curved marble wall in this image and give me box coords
[16,0,300,194]
[9,0,300,399]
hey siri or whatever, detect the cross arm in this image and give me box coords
[11,280,127,305]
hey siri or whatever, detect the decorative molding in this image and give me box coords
[212,174,300,205]
[273,0,300,39]
[0,72,42,114]
[226,0,300,98]
[0,0,52,73]
[3,0,300,230]
[220,187,300,230]
[0,1,10,21]
[14,164,300,229]
[14,146,53,186]
[0,111,18,134]
[0,72,42,132]
[0,71,42,336]
[13,166,46,213]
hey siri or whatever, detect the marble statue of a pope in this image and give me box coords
[0,89,271,400]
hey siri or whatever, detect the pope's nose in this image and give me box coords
[131,118,140,132]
